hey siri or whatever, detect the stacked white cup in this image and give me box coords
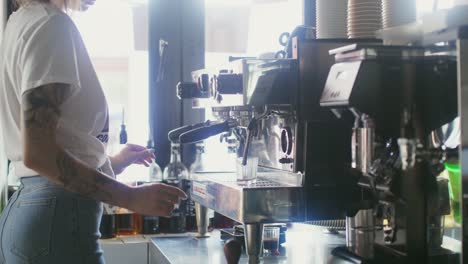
[454,0,468,6]
[382,0,417,29]
[316,0,348,39]
[347,0,382,39]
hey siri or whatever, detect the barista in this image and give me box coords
[0,0,186,263]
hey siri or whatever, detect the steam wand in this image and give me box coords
[241,119,258,166]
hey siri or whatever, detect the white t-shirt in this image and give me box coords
[0,2,114,178]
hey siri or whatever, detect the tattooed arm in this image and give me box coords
[22,84,186,216]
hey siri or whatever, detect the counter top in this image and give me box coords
[100,232,200,244]
[150,224,351,264]
[148,226,462,264]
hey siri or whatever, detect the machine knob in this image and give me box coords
[177,82,202,99]
[279,158,294,164]
[198,74,210,93]
[280,127,293,155]
[224,238,242,264]
[215,74,243,94]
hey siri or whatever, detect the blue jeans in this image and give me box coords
[0,176,105,264]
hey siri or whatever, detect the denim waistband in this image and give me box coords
[18,175,102,205]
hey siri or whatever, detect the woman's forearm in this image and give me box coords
[25,143,133,208]
[108,155,124,175]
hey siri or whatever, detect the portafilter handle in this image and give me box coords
[179,120,237,144]
[168,121,211,142]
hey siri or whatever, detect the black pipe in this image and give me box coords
[303,0,316,27]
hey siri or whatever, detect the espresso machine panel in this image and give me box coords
[320,44,459,263]
[320,61,362,107]
[177,38,370,263]
[245,59,298,106]
[257,114,298,172]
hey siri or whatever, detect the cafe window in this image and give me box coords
[205,0,303,67]
[417,0,456,16]
[73,0,149,182]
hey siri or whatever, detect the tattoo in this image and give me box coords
[55,150,77,186]
[22,84,70,135]
[55,149,115,203]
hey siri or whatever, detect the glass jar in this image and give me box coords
[189,143,206,180]
[149,160,163,182]
[163,143,189,183]
[160,143,189,233]
[141,157,162,234]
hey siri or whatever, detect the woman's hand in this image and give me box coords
[128,183,187,217]
[110,144,155,175]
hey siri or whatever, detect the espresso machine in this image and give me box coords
[320,44,459,263]
[174,36,370,263]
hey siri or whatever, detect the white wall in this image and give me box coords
[0,0,5,37]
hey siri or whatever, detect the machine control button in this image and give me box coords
[198,74,209,93]
[331,91,341,98]
[177,82,201,99]
[279,158,294,164]
[215,74,243,94]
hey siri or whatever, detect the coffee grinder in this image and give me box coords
[321,43,459,263]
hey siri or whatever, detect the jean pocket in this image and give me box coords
[9,197,56,263]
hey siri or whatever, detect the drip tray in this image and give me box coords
[191,171,304,224]
[239,180,285,188]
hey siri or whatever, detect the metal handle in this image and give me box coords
[179,121,235,144]
[279,32,290,47]
[195,203,210,238]
[168,121,210,142]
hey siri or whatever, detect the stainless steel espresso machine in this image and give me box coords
[320,44,460,263]
[174,37,365,263]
